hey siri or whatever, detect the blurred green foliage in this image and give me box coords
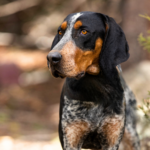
[138,15,150,121]
[138,14,150,52]
[0,112,8,123]
[138,33,150,52]
[139,92,150,121]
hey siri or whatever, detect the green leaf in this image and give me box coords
[139,14,150,21]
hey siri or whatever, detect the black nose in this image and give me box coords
[47,52,62,64]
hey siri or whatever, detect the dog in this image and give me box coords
[47,11,140,150]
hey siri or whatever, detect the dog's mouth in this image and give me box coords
[48,64,85,80]
[50,68,66,79]
[52,69,85,80]
[47,58,85,79]
[75,71,85,80]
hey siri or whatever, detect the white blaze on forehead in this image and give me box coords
[71,13,82,22]
[52,13,82,50]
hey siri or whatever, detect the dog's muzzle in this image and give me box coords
[47,51,85,79]
[47,52,65,78]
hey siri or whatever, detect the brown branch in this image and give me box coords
[0,0,41,17]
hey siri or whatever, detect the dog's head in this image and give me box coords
[47,12,129,80]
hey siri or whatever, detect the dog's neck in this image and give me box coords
[63,70,124,114]
[66,69,123,91]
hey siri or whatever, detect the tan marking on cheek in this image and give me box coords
[59,41,77,76]
[86,64,100,75]
[58,38,103,77]
[94,38,103,53]
[74,20,82,29]
[86,38,103,75]
[65,121,89,148]
[61,21,67,30]
[74,38,103,75]
[102,117,124,146]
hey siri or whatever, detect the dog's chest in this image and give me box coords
[62,95,104,127]
[61,95,104,149]
[61,95,125,149]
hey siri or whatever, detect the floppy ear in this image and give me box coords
[99,14,129,82]
[50,34,59,50]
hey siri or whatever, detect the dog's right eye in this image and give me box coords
[81,30,87,35]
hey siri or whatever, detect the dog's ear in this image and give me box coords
[50,34,59,50]
[99,14,129,81]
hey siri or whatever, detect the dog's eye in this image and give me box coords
[81,30,87,35]
[59,31,63,35]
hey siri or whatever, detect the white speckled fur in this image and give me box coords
[62,95,126,150]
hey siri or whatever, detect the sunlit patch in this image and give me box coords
[61,21,67,30]
[74,20,82,29]
[94,38,103,51]
[85,38,103,75]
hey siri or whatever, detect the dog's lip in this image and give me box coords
[53,69,66,78]
[49,65,85,79]
[52,68,85,79]
[75,71,85,80]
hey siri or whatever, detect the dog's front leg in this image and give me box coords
[100,114,125,150]
[59,120,89,150]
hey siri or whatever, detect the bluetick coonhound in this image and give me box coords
[47,11,140,150]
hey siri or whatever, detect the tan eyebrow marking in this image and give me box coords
[74,20,82,29]
[61,21,67,30]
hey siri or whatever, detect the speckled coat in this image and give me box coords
[59,67,140,150]
[47,12,140,150]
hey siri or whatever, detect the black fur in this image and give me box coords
[99,14,129,85]
[47,11,140,150]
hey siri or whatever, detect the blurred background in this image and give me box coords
[0,0,150,150]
